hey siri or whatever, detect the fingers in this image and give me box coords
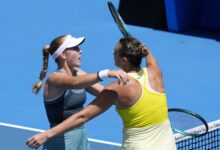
[115,70,130,86]
[26,133,48,149]
[26,137,40,149]
[107,70,130,85]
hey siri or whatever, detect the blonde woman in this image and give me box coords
[32,34,129,150]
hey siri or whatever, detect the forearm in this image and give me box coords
[53,69,129,89]
[76,68,104,94]
[86,83,104,96]
[72,69,125,89]
[26,87,116,149]
[45,88,116,138]
[59,70,108,89]
[45,113,88,139]
[77,69,104,95]
[70,73,101,89]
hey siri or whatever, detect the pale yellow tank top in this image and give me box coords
[116,68,168,128]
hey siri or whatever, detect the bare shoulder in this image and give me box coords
[46,72,68,84]
[104,78,140,96]
[46,73,59,83]
[104,81,126,91]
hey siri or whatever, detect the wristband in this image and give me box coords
[97,72,102,81]
[97,69,109,81]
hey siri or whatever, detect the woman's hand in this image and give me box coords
[26,132,49,149]
[108,70,130,85]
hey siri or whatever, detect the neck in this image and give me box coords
[57,62,72,75]
[125,66,141,73]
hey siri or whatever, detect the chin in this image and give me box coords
[71,64,81,68]
[76,63,81,67]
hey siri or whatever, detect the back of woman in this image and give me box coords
[113,37,176,150]
[115,68,175,150]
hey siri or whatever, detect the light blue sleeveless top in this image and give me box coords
[44,70,86,125]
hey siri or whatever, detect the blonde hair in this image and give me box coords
[32,35,68,94]
[32,45,50,94]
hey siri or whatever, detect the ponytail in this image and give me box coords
[33,45,50,94]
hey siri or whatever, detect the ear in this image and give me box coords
[120,57,129,66]
[59,53,66,60]
[121,57,128,63]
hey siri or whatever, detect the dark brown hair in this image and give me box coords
[118,37,149,67]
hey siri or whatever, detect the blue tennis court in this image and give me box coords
[0,0,220,149]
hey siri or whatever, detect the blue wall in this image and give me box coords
[165,0,220,32]
[199,0,220,31]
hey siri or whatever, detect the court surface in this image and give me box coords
[0,0,220,149]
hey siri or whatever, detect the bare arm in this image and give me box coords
[48,69,129,90]
[145,49,163,76]
[145,48,165,93]
[76,68,104,96]
[146,50,159,68]
[86,84,104,96]
[26,85,119,149]
[48,73,102,90]
[47,88,117,136]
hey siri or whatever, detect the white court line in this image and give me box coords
[0,122,122,147]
